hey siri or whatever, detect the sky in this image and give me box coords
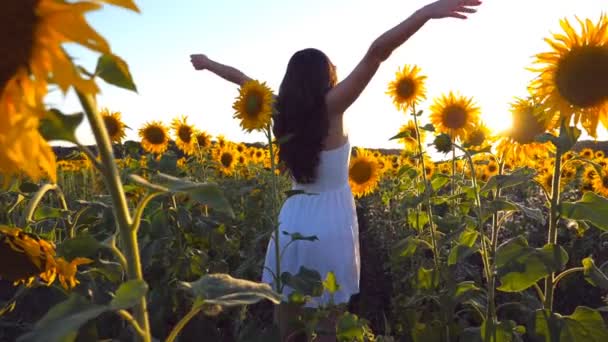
[50,0,607,150]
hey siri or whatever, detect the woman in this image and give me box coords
[191,0,481,339]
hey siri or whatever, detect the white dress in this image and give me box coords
[262,140,360,307]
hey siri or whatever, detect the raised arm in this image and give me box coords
[190,54,252,87]
[325,0,482,116]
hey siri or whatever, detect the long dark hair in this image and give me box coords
[273,48,337,184]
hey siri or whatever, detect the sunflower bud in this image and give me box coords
[433,134,453,154]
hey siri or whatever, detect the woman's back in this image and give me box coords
[292,140,351,193]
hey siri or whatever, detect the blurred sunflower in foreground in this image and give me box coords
[0,0,139,182]
[349,148,380,198]
[233,80,274,132]
[0,226,92,290]
[529,14,608,137]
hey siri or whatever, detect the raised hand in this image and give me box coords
[423,0,482,20]
[190,54,210,70]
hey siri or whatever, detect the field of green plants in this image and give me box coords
[2,1,608,341]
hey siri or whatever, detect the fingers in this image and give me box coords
[449,12,468,19]
[460,0,482,6]
[456,6,477,13]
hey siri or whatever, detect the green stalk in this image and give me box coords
[266,125,282,293]
[165,299,204,342]
[458,146,495,339]
[544,147,563,312]
[23,183,69,226]
[77,92,151,342]
[412,107,439,270]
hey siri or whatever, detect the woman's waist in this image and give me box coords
[291,179,350,194]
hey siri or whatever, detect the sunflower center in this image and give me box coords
[245,91,263,117]
[196,135,209,147]
[350,160,373,184]
[555,46,608,108]
[443,105,468,129]
[488,164,498,173]
[178,125,193,143]
[397,78,416,100]
[103,116,120,137]
[144,126,166,144]
[221,152,234,168]
[1,0,38,92]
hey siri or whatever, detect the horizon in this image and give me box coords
[48,0,608,152]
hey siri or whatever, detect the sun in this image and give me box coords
[528,14,608,137]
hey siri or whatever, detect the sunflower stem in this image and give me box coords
[23,183,68,226]
[412,107,440,271]
[166,299,204,342]
[266,125,282,293]
[544,144,563,312]
[77,91,151,342]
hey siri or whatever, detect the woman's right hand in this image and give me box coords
[422,0,482,20]
[190,54,210,70]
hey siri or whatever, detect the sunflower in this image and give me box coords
[349,148,381,198]
[214,146,238,176]
[139,121,169,154]
[387,65,427,111]
[398,120,425,150]
[583,165,598,183]
[485,159,499,177]
[429,92,481,141]
[528,14,608,137]
[177,157,187,168]
[0,226,56,286]
[100,108,126,143]
[496,97,554,165]
[580,148,594,159]
[465,121,495,150]
[563,151,576,161]
[592,166,608,197]
[536,171,554,194]
[195,130,212,149]
[595,150,606,159]
[599,158,608,168]
[54,257,93,290]
[233,80,274,132]
[0,1,138,183]
[171,116,196,155]
[216,135,228,149]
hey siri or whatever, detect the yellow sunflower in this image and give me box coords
[496,97,554,165]
[214,146,238,176]
[0,0,138,183]
[195,130,212,149]
[139,121,170,154]
[387,65,427,111]
[429,91,481,141]
[536,171,554,194]
[233,80,274,132]
[485,159,499,178]
[348,148,381,198]
[580,148,594,159]
[464,121,495,150]
[592,165,608,197]
[171,116,196,155]
[54,257,93,290]
[215,135,229,149]
[595,150,606,159]
[583,165,598,183]
[398,120,425,150]
[528,14,608,137]
[101,108,126,143]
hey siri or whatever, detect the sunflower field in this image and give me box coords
[2,1,608,341]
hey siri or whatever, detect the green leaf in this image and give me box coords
[391,236,430,259]
[57,234,106,261]
[531,307,608,342]
[95,54,137,92]
[33,206,65,221]
[39,109,84,144]
[488,199,545,224]
[431,175,450,191]
[323,272,340,295]
[281,267,324,297]
[496,236,568,292]
[420,123,435,132]
[181,273,281,306]
[582,257,608,289]
[481,167,536,194]
[336,312,371,342]
[156,173,234,218]
[17,294,107,342]
[416,267,439,290]
[109,280,148,310]
[481,319,525,342]
[389,130,412,141]
[556,123,581,152]
[448,229,479,266]
[561,192,608,231]
[158,153,178,174]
